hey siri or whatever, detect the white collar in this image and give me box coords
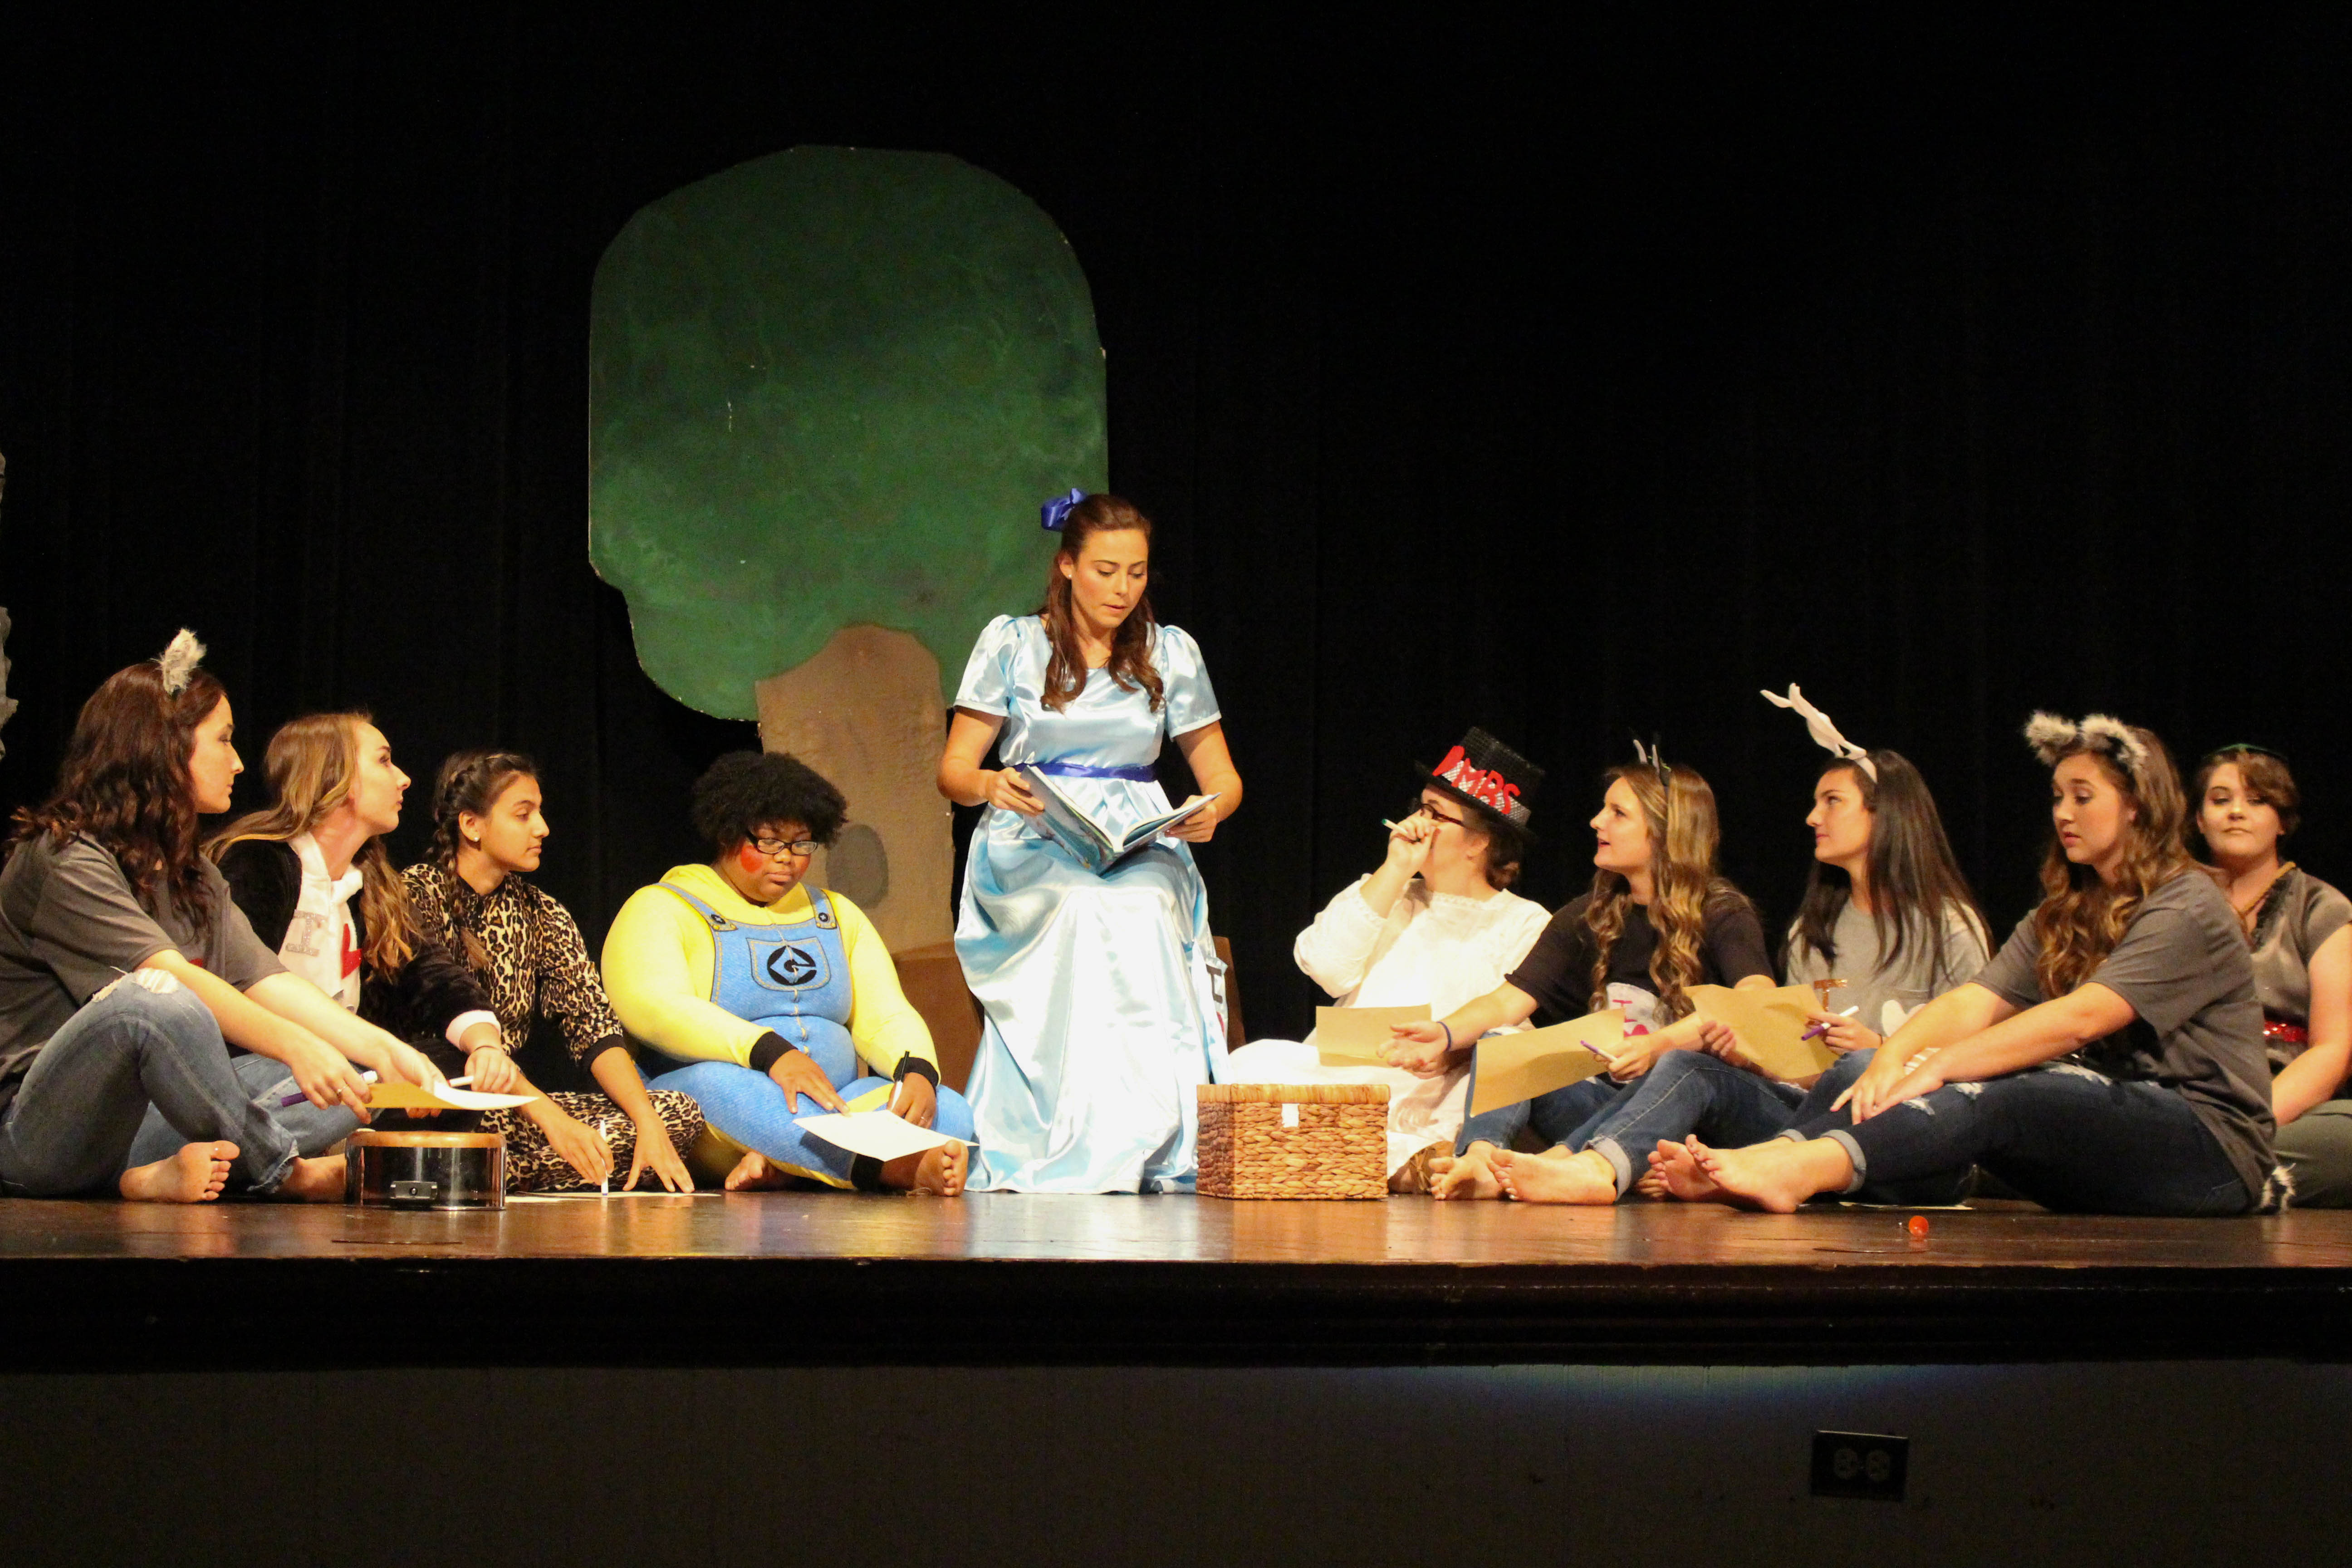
[291,831,365,908]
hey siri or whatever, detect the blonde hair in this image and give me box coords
[207,711,419,978]
[1581,762,1744,1022]
[2031,723,2200,998]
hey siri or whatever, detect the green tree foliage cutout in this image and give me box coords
[590,147,1107,717]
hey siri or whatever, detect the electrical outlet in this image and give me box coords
[1810,1431,1908,1502]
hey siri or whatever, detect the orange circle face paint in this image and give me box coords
[738,844,768,875]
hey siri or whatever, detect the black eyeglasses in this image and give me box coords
[1411,800,1466,828]
[749,835,819,859]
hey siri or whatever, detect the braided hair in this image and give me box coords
[428,748,539,869]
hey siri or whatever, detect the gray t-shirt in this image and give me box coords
[1973,870,2271,1200]
[2245,867,2352,1067]
[0,834,284,1113]
[1786,900,1992,1038]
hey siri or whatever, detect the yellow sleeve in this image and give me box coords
[833,892,939,1079]
[601,886,770,1067]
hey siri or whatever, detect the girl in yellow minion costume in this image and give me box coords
[603,752,972,1195]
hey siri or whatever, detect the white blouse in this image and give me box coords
[1295,875,1551,1028]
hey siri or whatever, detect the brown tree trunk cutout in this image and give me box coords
[754,625,954,954]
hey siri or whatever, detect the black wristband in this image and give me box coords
[892,1055,940,1088]
[747,1031,793,1073]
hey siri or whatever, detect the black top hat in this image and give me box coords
[1418,728,1543,828]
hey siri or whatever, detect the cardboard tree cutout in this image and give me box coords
[591,147,1107,951]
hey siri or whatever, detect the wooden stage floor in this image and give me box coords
[6,1191,2352,1370]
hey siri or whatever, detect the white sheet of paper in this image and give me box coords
[1315,1004,1432,1065]
[795,1109,964,1163]
[365,1080,536,1111]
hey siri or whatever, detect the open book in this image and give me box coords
[1015,763,1220,877]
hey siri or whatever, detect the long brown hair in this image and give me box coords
[206,712,419,978]
[1581,762,1748,1022]
[2031,725,2200,997]
[9,656,229,929]
[1038,493,1164,714]
[1789,751,1987,985]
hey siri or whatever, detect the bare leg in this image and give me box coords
[1683,1135,1852,1213]
[118,1140,237,1204]
[724,1149,794,1191]
[882,1141,967,1196]
[270,1155,347,1203]
[1429,1140,1504,1200]
[1489,1147,1618,1205]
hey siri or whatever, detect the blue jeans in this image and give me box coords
[646,1028,974,1189]
[1793,1061,2255,1216]
[1579,1051,1805,1196]
[0,974,301,1196]
[1455,1073,1624,1157]
[125,1051,361,1172]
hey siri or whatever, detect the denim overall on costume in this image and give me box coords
[639,883,899,1187]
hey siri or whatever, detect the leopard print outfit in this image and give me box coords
[404,862,704,1191]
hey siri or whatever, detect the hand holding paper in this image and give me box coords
[1686,984,1838,1081]
[1314,1005,1432,1067]
[797,1109,966,1164]
[1468,1008,1626,1117]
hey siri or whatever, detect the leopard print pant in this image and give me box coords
[483,1086,706,1192]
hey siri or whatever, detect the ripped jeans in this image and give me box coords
[1788,1061,2255,1216]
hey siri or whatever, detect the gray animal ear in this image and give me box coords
[2078,714,2150,779]
[2023,711,2079,766]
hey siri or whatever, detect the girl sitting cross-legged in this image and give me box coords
[603,751,974,1195]
[1653,714,2274,1217]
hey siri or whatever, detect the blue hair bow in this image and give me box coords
[1039,488,1086,532]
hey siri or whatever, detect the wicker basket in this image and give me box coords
[1196,1083,1389,1200]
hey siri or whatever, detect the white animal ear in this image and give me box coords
[157,629,207,697]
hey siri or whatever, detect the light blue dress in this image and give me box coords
[954,614,1228,1192]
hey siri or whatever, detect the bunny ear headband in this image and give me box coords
[2025,711,2151,780]
[156,629,207,697]
[1631,733,1671,785]
[1759,684,1876,781]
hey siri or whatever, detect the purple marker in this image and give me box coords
[279,1069,377,1108]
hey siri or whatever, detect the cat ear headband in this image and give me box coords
[1760,684,1876,781]
[156,629,207,697]
[1631,733,1671,786]
[2025,711,2150,781]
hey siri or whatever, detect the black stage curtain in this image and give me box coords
[5,12,2351,1044]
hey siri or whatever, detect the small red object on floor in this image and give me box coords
[1906,1215,1931,1238]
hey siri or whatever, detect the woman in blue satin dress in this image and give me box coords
[938,492,1245,1191]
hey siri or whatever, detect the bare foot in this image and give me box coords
[1430,1141,1504,1200]
[1389,1141,1450,1195]
[118,1140,236,1203]
[724,1150,793,1191]
[880,1140,968,1196]
[1490,1147,1618,1205]
[1682,1136,1848,1214]
[1649,1138,1723,1201]
[272,1155,347,1203]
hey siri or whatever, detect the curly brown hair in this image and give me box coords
[1580,762,1748,1023]
[9,656,229,929]
[2031,724,2201,998]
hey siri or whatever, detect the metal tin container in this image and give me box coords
[344,1130,506,1210]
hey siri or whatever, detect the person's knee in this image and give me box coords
[933,1086,976,1142]
[93,970,222,1054]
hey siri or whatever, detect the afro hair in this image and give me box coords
[689,751,848,851]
